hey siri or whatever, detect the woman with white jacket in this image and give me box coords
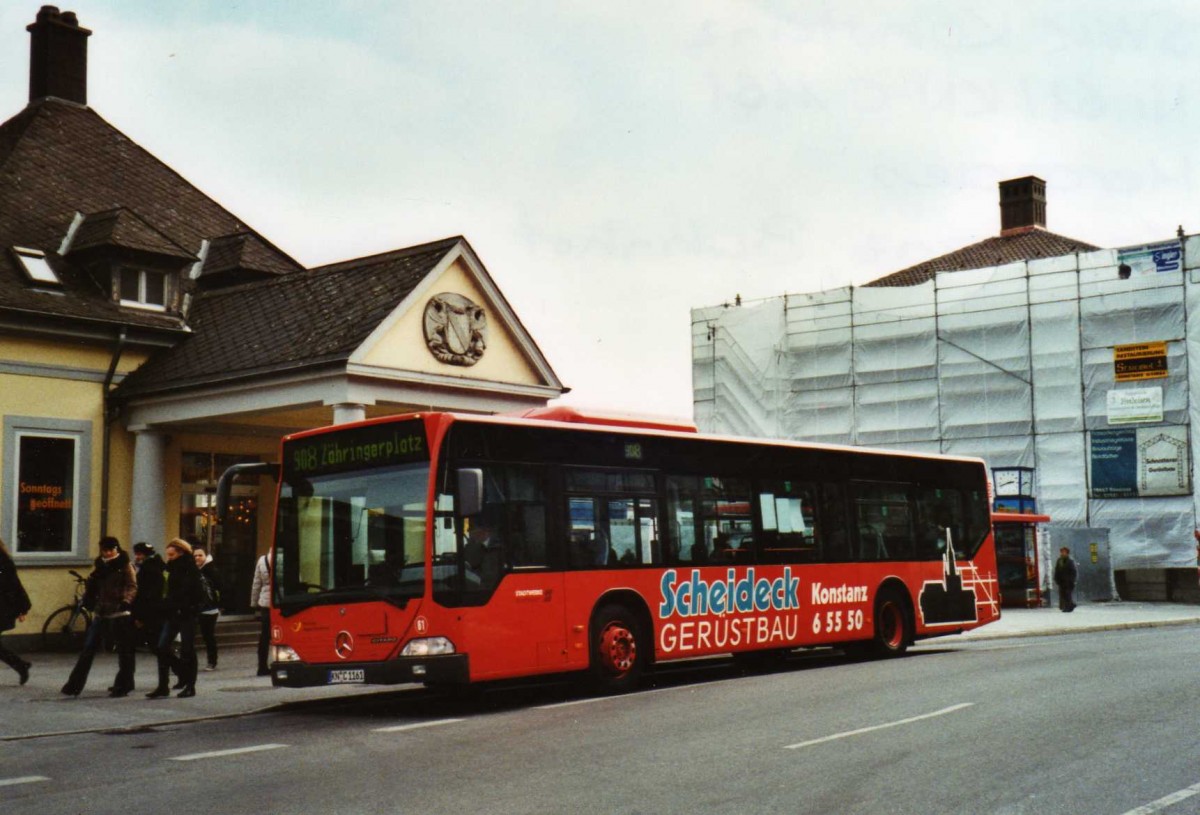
[250,552,271,677]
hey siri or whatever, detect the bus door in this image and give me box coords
[445,463,567,679]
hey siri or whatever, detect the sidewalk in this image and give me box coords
[0,645,398,741]
[3,601,1198,740]
[926,600,1200,644]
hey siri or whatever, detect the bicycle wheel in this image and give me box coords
[41,605,91,652]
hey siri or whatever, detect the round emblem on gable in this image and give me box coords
[424,293,487,367]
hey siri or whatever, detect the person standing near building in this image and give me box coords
[193,546,222,671]
[147,538,203,699]
[0,538,32,685]
[250,551,272,677]
[1053,545,1078,613]
[61,537,137,697]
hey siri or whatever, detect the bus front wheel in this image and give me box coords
[590,604,645,694]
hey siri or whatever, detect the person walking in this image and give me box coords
[131,542,166,656]
[61,537,137,697]
[147,538,203,699]
[0,538,32,685]
[193,546,222,671]
[250,551,272,676]
[1053,545,1078,613]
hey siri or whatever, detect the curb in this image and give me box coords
[932,615,1200,644]
[0,685,421,743]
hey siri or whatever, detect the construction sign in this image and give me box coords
[1113,342,1168,382]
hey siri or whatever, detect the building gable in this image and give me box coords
[352,244,552,390]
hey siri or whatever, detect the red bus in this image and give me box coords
[227,406,999,693]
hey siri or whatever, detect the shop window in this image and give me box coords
[3,417,91,562]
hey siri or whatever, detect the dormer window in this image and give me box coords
[12,246,59,286]
[118,267,167,310]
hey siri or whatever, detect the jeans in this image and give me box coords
[155,614,198,690]
[64,614,136,693]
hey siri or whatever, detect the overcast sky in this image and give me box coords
[1,2,1197,418]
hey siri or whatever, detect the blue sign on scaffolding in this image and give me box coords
[1089,428,1138,498]
[1117,241,1182,275]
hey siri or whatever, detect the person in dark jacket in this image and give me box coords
[147,538,203,699]
[61,537,137,697]
[1053,546,1078,613]
[0,538,32,685]
[193,546,222,671]
[131,542,166,656]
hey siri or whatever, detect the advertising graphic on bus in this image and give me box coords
[228,408,999,693]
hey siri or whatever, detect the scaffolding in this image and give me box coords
[692,236,1200,570]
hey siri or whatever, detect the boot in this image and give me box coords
[145,686,169,699]
[17,661,30,686]
[177,684,196,698]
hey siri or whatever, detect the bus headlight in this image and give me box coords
[400,637,455,656]
[271,644,302,663]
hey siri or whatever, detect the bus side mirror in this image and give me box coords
[456,468,483,517]
[216,462,278,524]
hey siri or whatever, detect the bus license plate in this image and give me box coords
[328,669,365,684]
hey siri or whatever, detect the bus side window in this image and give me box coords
[700,476,752,565]
[501,466,548,569]
[820,483,851,562]
[569,497,607,567]
[758,481,819,564]
[450,462,550,598]
[567,489,659,569]
[851,483,913,561]
[666,476,700,564]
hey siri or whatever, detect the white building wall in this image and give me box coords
[691,233,1200,570]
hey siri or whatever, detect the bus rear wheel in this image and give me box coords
[846,589,911,660]
[590,604,644,694]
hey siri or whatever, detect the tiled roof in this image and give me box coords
[866,227,1100,287]
[201,232,296,280]
[0,98,302,332]
[113,237,463,398]
[68,208,197,261]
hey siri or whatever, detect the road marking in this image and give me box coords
[536,696,612,710]
[536,683,725,710]
[0,776,49,788]
[372,718,464,733]
[169,744,287,762]
[783,703,975,750]
[1119,781,1200,815]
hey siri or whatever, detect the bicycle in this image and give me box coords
[40,569,92,652]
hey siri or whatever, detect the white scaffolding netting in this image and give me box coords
[692,236,1200,570]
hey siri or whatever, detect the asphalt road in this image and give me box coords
[2,625,1198,815]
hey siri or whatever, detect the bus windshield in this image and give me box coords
[274,421,430,613]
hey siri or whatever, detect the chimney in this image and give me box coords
[998,176,1046,235]
[27,6,92,106]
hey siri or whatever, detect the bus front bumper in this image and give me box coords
[271,654,469,688]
